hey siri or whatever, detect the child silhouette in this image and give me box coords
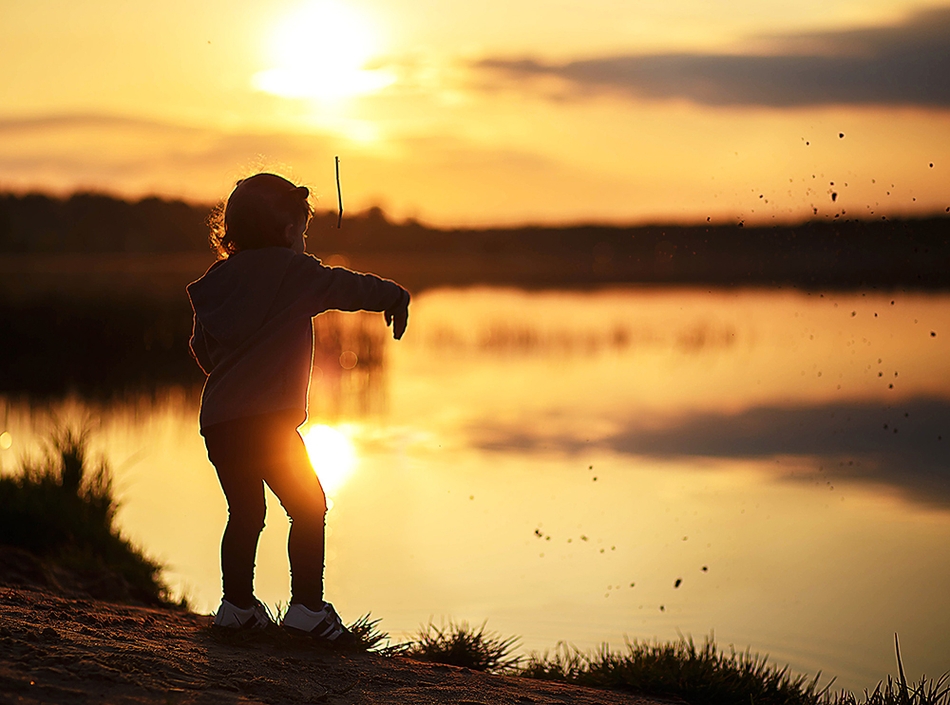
[187,173,409,644]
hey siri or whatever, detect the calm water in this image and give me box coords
[2,286,949,692]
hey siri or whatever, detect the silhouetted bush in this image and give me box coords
[0,428,170,605]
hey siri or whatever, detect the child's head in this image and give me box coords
[210,173,313,258]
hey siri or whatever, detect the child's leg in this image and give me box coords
[204,422,268,609]
[260,430,328,610]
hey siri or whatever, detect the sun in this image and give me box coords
[301,424,357,498]
[254,0,395,101]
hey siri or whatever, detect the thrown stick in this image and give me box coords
[335,155,343,229]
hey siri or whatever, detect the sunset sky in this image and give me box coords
[1,0,948,226]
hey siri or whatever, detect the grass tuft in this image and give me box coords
[0,426,171,605]
[827,637,950,705]
[403,619,521,673]
[349,613,399,654]
[829,675,950,705]
[521,636,828,705]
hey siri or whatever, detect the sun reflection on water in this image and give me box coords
[301,423,357,500]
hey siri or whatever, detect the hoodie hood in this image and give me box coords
[187,247,296,349]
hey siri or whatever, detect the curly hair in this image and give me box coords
[208,173,313,259]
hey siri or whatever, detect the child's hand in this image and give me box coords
[385,289,410,340]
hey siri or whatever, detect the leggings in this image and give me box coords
[203,412,327,610]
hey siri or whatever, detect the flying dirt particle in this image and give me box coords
[832,192,838,202]
[806,141,810,145]
[701,566,708,572]
[674,579,682,588]
[839,133,845,138]
[889,384,894,389]
[592,477,597,482]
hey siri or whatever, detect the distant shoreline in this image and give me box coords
[1,192,948,292]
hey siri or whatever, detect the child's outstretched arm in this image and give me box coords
[284,255,411,338]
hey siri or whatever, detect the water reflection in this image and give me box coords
[1,286,948,693]
[472,397,950,507]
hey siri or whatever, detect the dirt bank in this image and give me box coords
[0,586,665,705]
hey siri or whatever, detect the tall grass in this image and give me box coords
[522,636,828,705]
[397,622,949,705]
[0,427,171,605]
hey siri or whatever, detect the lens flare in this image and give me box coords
[302,424,357,497]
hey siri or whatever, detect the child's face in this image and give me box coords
[286,217,309,254]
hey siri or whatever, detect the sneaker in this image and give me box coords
[213,599,275,629]
[282,601,358,647]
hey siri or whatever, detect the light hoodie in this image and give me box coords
[187,247,407,431]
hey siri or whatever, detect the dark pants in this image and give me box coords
[203,412,327,610]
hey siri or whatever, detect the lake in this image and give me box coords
[1,285,948,692]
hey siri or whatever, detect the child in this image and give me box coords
[187,173,410,644]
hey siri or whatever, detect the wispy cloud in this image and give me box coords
[476,7,950,107]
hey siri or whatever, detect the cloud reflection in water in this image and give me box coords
[471,397,950,508]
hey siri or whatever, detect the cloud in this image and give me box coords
[471,397,950,508]
[476,7,950,108]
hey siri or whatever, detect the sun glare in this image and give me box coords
[302,424,357,498]
[254,0,394,101]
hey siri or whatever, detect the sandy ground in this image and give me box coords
[0,585,668,705]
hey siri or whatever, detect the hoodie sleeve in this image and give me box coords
[284,254,408,315]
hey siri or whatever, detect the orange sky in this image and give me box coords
[1,0,948,226]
